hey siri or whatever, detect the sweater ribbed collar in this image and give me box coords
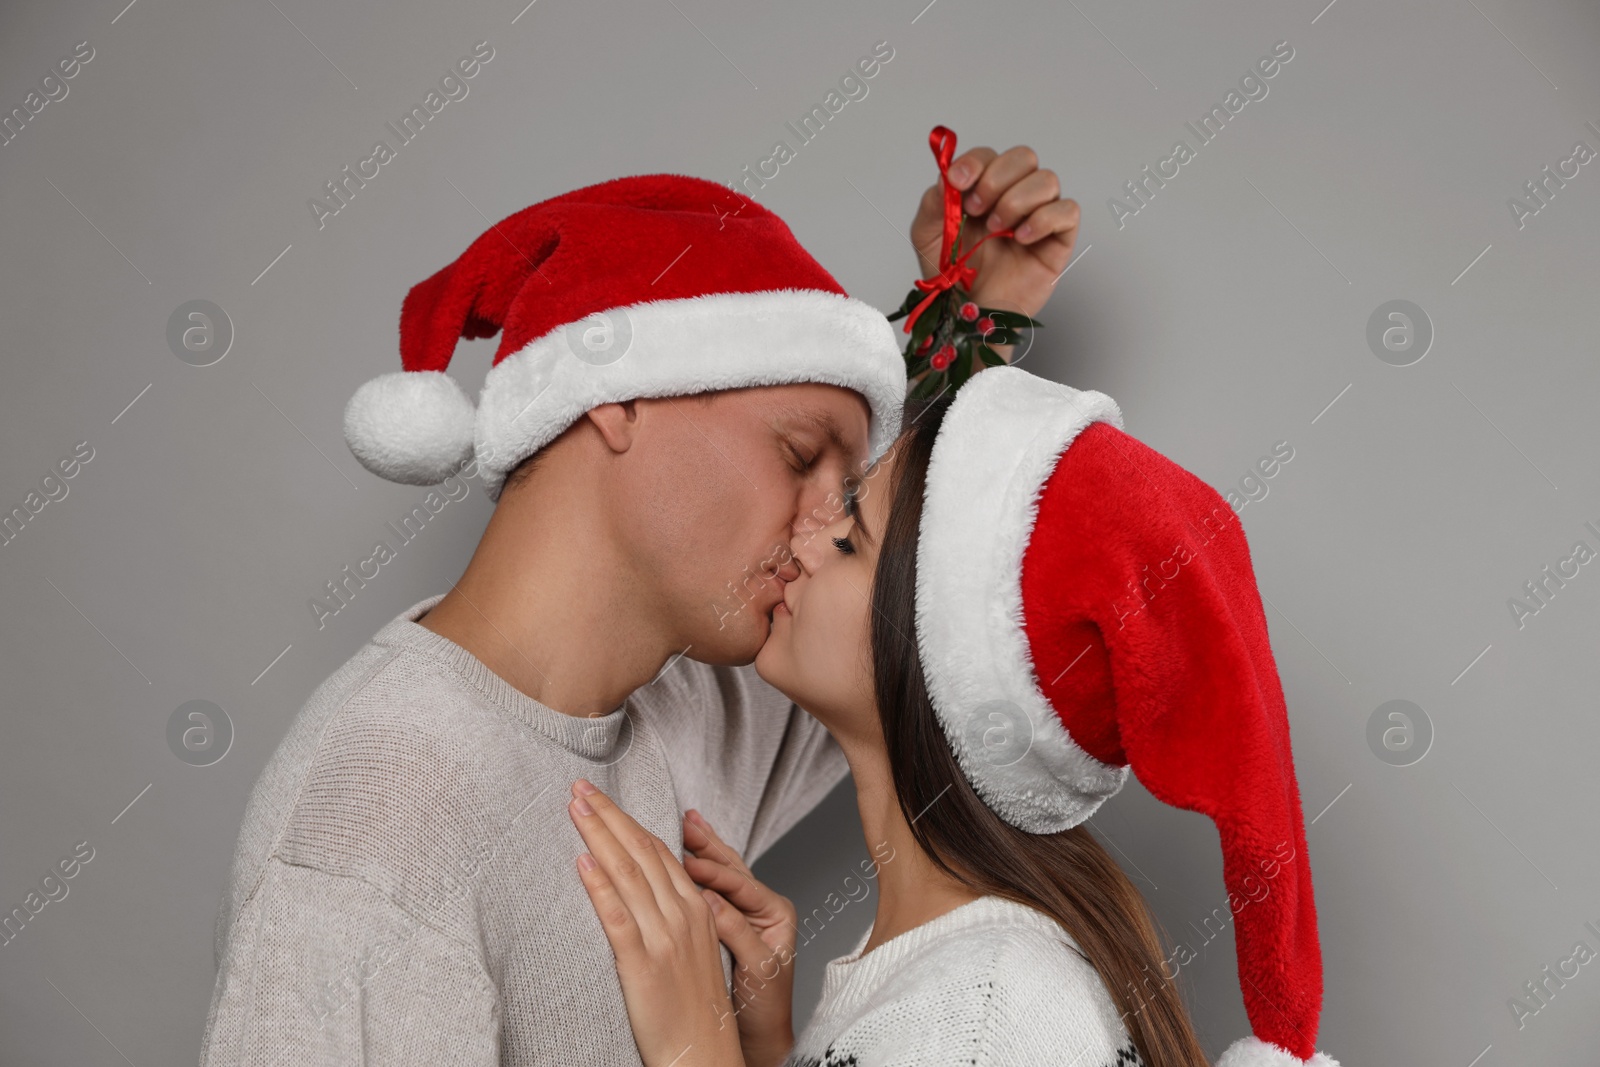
[817,895,1070,1007]
[374,594,632,760]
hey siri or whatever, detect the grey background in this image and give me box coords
[2,0,1597,1063]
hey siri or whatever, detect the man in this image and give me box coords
[200,141,1080,1066]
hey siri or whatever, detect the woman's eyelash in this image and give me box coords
[832,536,855,555]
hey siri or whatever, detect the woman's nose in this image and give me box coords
[789,518,849,576]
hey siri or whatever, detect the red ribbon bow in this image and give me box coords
[903,125,1014,335]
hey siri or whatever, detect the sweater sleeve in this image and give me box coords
[201,858,500,1067]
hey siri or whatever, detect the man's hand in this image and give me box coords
[909,143,1080,325]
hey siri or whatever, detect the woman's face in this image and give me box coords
[753,443,900,743]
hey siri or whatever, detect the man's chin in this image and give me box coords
[680,609,771,668]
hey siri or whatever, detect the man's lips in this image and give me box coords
[763,572,792,610]
[764,583,794,625]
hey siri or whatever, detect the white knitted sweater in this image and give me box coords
[787,895,1144,1067]
[200,594,848,1067]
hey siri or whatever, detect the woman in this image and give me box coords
[567,367,1337,1067]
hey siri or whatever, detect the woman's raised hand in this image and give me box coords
[909,140,1081,326]
[569,779,745,1067]
[683,808,799,1067]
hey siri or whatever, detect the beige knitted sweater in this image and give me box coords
[199,594,848,1066]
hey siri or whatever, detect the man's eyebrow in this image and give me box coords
[775,406,849,457]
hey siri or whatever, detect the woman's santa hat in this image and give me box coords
[343,174,906,498]
[916,366,1338,1067]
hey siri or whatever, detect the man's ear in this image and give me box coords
[585,400,640,454]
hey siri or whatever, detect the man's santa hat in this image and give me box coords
[343,174,906,498]
[916,366,1338,1066]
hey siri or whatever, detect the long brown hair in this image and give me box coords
[868,397,1209,1067]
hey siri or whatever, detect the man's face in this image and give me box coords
[609,382,871,666]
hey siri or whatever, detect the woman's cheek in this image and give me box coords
[822,577,873,695]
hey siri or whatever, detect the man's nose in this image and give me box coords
[786,518,838,577]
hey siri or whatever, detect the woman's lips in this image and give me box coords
[772,601,790,619]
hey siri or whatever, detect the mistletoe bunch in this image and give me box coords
[890,125,1044,398]
[887,244,1042,399]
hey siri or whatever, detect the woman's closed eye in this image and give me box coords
[831,535,855,555]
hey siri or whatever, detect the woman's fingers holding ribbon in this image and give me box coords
[952,144,1036,219]
[989,168,1075,246]
[910,139,1080,323]
[961,145,1077,274]
[913,144,995,274]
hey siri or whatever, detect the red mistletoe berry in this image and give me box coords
[930,344,956,371]
[959,301,979,322]
[976,317,995,335]
[916,334,934,354]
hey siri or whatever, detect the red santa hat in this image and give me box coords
[915,366,1337,1066]
[343,174,906,498]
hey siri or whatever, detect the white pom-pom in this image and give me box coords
[343,370,476,485]
[1216,1036,1340,1067]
